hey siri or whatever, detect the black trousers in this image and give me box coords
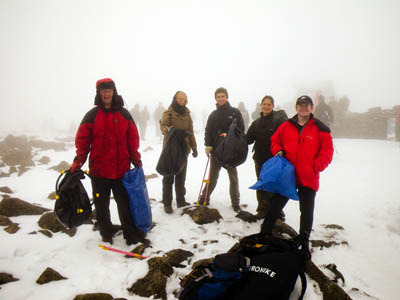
[162,159,188,206]
[260,186,316,236]
[91,177,141,241]
[200,155,240,206]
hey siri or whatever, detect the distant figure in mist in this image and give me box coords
[314,95,334,127]
[130,104,141,129]
[139,106,150,140]
[238,101,250,131]
[154,102,166,139]
[396,109,400,142]
[251,102,261,121]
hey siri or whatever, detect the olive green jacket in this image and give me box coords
[160,106,197,154]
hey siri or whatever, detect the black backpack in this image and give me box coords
[230,233,308,300]
[177,234,308,300]
[54,169,92,229]
[156,127,187,176]
[214,118,248,169]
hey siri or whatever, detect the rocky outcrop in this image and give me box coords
[182,206,223,224]
[128,249,194,300]
[0,272,19,285]
[49,161,71,172]
[0,197,50,217]
[73,293,114,300]
[38,212,77,237]
[0,186,12,194]
[0,215,13,226]
[36,267,67,285]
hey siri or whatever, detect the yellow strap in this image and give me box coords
[76,208,83,213]
[96,193,100,198]
[202,179,209,184]
[55,195,59,200]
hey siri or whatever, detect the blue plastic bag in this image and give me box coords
[249,156,299,200]
[122,167,152,233]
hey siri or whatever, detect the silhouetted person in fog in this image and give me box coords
[139,106,150,140]
[238,101,250,131]
[251,103,261,121]
[314,95,334,126]
[154,102,166,139]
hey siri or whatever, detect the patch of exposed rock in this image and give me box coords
[128,249,194,300]
[0,186,12,194]
[49,161,71,172]
[73,293,115,300]
[38,212,77,237]
[182,206,223,224]
[4,223,20,234]
[30,139,67,151]
[0,197,50,217]
[48,191,57,200]
[36,267,67,285]
[38,156,50,164]
[0,272,19,285]
[0,215,13,226]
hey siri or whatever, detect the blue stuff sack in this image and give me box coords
[249,156,299,200]
[122,167,152,233]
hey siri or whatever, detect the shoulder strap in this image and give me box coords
[298,272,307,300]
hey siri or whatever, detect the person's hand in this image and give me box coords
[133,160,142,168]
[192,149,198,158]
[275,151,284,157]
[70,161,81,173]
[205,146,212,157]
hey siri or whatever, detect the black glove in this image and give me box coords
[192,149,198,158]
[133,160,142,168]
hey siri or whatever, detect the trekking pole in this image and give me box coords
[196,156,210,206]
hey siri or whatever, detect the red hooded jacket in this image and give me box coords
[74,106,141,179]
[271,116,333,191]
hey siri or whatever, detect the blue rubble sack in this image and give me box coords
[249,156,299,200]
[122,167,152,233]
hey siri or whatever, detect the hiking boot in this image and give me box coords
[102,236,113,245]
[164,205,173,214]
[232,204,241,213]
[293,233,310,251]
[177,201,190,208]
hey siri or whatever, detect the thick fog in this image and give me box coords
[1,0,400,133]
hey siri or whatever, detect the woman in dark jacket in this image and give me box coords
[246,95,288,219]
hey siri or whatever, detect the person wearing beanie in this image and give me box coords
[198,87,245,212]
[160,91,197,214]
[246,95,288,220]
[260,95,334,254]
[70,78,147,245]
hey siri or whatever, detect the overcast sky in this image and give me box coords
[1,0,399,132]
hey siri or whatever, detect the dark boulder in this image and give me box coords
[182,206,223,225]
[36,267,67,285]
[49,161,71,172]
[38,212,77,237]
[0,272,19,285]
[0,215,12,226]
[0,186,12,194]
[0,197,50,217]
[4,223,20,234]
[73,293,114,300]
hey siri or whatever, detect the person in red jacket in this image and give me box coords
[260,95,334,252]
[70,78,145,245]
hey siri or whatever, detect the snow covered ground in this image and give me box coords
[0,128,399,300]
